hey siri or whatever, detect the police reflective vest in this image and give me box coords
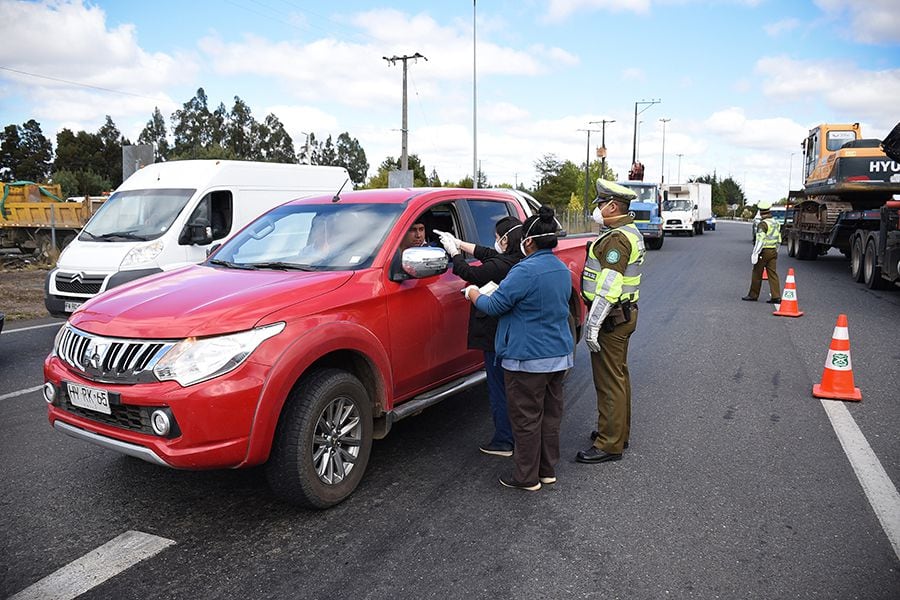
[759,217,781,249]
[581,223,645,304]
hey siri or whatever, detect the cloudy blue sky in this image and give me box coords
[1,0,898,203]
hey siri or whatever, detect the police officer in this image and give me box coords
[742,201,781,303]
[577,180,645,464]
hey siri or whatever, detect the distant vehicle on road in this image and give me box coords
[619,180,664,250]
[662,182,712,236]
[705,216,717,231]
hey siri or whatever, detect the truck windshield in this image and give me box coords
[663,200,692,211]
[621,185,657,203]
[212,203,403,271]
[80,188,195,242]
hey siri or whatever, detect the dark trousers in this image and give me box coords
[484,351,513,446]
[503,369,566,485]
[748,248,781,299]
[591,310,638,454]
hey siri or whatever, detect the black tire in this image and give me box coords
[863,238,885,290]
[266,369,373,509]
[797,239,817,261]
[787,234,797,258]
[688,225,695,237]
[697,223,704,235]
[850,236,864,283]
[647,236,664,250]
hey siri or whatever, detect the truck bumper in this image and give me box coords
[44,355,268,469]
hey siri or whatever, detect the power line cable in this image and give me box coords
[0,65,162,101]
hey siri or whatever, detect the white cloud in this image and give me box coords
[755,56,900,130]
[704,107,806,151]
[482,102,531,124]
[763,18,801,37]
[0,0,193,135]
[544,0,651,22]
[814,0,900,44]
[622,67,646,81]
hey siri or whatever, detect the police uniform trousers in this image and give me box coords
[748,248,781,300]
[503,370,566,485]
[590,309,638,454]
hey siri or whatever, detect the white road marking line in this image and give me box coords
[1,322,62,334]
[821,400,900,561]
[0,385,43,401]
[9,530,175,600]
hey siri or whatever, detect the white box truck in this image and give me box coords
[661,182,713,236]
[45,160,351,317]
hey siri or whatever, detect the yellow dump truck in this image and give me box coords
[0,182,104,258]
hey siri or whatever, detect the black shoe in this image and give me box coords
[499,475,541,491]
[479,442,513,457]
[590,431,628,449]
[576,447,623,464]
[741,296,757,302]
[766,298,781,304]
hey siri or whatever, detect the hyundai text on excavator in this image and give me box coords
[783,122,900,289]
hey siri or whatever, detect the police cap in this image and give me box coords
[594,179,637,204]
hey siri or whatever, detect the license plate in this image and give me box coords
[67,382,112,415]
[64,301,83,312]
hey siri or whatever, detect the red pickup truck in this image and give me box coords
[43,187,588,507]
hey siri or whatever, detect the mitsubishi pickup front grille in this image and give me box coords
[56,325,175,384]
[55,272,107,295]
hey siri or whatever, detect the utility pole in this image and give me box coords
[597,119,615,180]
[578,126,602,217]
[383,53,427,173]
[659,118,671,184]
[632,99,660,165]
[788,151,797,201]
[676,153,683,183]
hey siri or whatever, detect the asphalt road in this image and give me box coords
[2,221,898,599]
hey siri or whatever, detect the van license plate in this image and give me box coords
[67,382,112,415]
[64,301,83,312]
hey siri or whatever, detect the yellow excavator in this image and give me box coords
[783,122,900,288]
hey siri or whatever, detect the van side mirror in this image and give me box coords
[179,219,213,246]
[694,204,698,210]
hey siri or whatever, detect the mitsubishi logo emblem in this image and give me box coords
[83,342,107,370]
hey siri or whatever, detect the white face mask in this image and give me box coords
[592,206,604,226]
[519,240,528,256]
[494,239,505,253]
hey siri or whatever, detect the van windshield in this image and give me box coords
[663,199,692,211]
[80,188,195,242]
[211,203,403,271]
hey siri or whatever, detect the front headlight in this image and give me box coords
[120,240,165,269]
[153,322,285,386]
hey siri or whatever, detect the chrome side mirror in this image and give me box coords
[401,246,449,279]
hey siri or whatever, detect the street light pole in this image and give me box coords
[631,99,660,165]
[578,126,601,217]
[659,118,671,184]
[473,0,478,188]
[676,153,683,183]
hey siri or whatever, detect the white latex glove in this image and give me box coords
[434,229,460,256]
[462,285,478,301]
[750,252,758,265]
[584,298,612,353]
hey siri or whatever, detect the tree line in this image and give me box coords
[0,87,746,209]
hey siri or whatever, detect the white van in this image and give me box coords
[45,160,351,317]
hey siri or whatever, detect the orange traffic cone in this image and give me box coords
[762,268,768,280]
[813,314,862,401]
[773,268,803,317]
